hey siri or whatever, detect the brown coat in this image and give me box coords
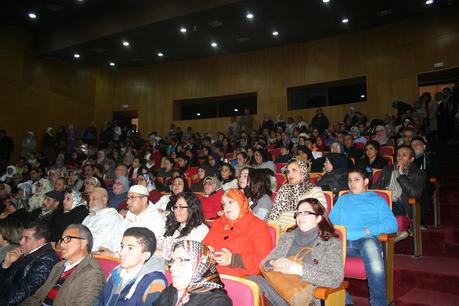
[20,254,105,306]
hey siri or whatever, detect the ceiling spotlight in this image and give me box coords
[360,94,365,98]
[246,13,254,19]
[157,52,164,57]
[322,0,330,3]
[211,42,218,48]
[109,62,115,67]
[425,0,434,4]
[196,113,201,116]
[28,12,37,19]
[122,41,130,47]
[342,18,349,23]
[73,53,80,59]
[272,31,279,36]
[234,108,238,112]
[180,27,187,33]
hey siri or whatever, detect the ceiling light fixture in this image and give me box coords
[122,41,130,47]
[211,42,218,48]
[322,0,330,3]
[361,94,365,98]
[234,108,238,112]
[272,31,279,36]
[246,13,254,19]
[157,52,164,57]
[28,12,37,19]
[196,113,201,116]
[109,62,115,67]
[342,17,349,23]
[425,0,434,4]
[180,27,187,33]
[73,53,80,59]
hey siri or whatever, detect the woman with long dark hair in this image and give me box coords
[249,168,272,220]
[159,192,209,260]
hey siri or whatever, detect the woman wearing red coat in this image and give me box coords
[202,188,273,277]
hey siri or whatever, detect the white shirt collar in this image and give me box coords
[64,256,86,272]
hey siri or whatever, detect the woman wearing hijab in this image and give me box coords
[20,131,36,158]
[17,182,33,210]
[202,188,272,277]
[206,153,222,176]
[108,176,130,210]
[253,198,343,306]
[198,176,224,220]
[190,165,213,192]
[49,189,89,242]
[316,153,350,198]
[153,240,231,306]
[137,172,161,204]
[268,159,326,229]
[102,159,117,181]
[0,165,16,184]
[373,125,395,147]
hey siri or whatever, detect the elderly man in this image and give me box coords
[97,185,165,257]
[0,222,59,305]
[21,224,105,305]
[31,190,64,225]
[82,187,122,251]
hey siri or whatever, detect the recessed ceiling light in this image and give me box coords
[425,0,434,4]
[323,0,330,3]
[211,42,218,48]
[122,41,130,47]
[272,31,279,36]
[73,53,80,59]
[234,108,238,112]
[28,12,37,19]
[77,0,84,2]
[196,113,201,116]
[109,62,115,67]
[180,27,187,33]
[361,94,365,98]
[157,52,164,57]
[246,13,254,19]
[342,18,349,23]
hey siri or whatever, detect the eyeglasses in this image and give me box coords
[58,236,85,245]
[168,257,191,266]
[172,205,189,211]
[294,211,319,218]
[126,195,146,201]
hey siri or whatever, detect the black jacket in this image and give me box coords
[317,168,349,198]
[49,205,89,242]
[153,285,232,306]
[372,163,426,215]
[0,243,59,305]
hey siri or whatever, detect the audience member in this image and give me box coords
[108,176,129,210]
[316,153,349,198]
[0,218,23,263]
[356,141,388,178]
[248,168,273,220]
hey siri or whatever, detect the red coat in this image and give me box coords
[198,190,224,219]
[202,212,273,277]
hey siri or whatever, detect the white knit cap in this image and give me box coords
[128,185,149,196]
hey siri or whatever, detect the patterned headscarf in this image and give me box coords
[223,188,250,230]
[65,190,87,212]
[173,240,224,306]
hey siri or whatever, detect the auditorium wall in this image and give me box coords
[0,25,99,157]
[96,9,459,137]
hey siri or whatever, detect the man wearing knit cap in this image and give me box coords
[33,190,64,225]
[96,185,165,257]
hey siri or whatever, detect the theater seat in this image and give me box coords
[323,191,334,214]
[95,255,120,279]
[220,274,260,306]
[268,148,282,161]
[275,162,286,173]
[274,173,286,191]
[267,222,280,248]
[380,146,395,157]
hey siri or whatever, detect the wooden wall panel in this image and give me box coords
[97,10,458,137]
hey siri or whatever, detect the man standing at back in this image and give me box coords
[0,221,59,305]
[21,224,105,305]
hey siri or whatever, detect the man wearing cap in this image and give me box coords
[82,187,122,251]
[96,185,165,257]
[31,190,64,225]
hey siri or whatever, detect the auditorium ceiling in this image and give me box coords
[2,0,458,67]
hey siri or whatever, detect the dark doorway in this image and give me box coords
[113,110,139,131]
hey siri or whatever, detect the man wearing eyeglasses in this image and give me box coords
[0,221,59,305]
[96,185,165,258]
[21,224,105,306]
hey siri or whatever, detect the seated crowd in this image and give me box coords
[0,100,445,305]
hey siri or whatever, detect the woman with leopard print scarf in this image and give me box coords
[268,159,326,229]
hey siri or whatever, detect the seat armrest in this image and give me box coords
[378,233,396,243]
[315,281,349,300]
[408,197,417,205]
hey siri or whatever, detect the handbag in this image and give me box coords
[261,247,314,306]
